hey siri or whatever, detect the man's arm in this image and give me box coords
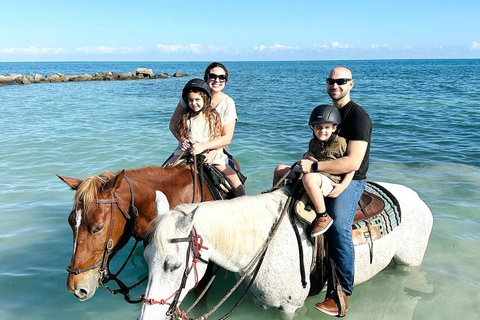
[298,140,368,174]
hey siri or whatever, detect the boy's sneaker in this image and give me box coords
[311,213,333,237]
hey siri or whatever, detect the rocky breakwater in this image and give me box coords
[0,68,188,86]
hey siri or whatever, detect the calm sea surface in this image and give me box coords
[1,60,479,320]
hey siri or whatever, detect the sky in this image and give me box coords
[1,0,479,62]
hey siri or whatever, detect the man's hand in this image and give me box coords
[328,182,347,198]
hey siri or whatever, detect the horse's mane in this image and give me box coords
[153,187,291,265]
[74,171,115,214]
[74,166,176,214]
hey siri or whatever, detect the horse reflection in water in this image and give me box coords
[58,165,215,301]
[139,182,433,319]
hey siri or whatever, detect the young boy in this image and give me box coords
[273,104,354,237]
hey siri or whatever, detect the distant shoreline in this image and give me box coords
[0,67,188,86]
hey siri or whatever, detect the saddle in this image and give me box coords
[288,181,402,297]
[295,190,384,245]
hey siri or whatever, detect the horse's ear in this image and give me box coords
[57,174,83,190]
[155,190,170,216]
[178,206,197,234]
[104,170,126,192]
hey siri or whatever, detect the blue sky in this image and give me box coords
[1,0,479,61]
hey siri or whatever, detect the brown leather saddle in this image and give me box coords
[295,190,384,226]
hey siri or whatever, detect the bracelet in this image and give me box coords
[311,161,318,173]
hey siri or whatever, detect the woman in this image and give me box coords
[168,62,245,197]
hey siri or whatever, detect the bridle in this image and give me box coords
[141,227,208,319]
[66,176,142,300]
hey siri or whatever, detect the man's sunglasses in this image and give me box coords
[326,78,351,86]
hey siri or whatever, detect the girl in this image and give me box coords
[169,62,240,175]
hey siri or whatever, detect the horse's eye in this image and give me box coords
[92,225,104,234]
[164,261,182,272]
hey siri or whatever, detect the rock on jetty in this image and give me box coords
[0,68,188,86]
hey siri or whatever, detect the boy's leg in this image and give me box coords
[302,173,327,212]
[303,173,333,236]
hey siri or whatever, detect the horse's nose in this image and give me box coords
[74,288,90,301]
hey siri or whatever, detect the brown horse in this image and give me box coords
[58,165,215,301]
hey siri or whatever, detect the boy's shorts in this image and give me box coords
[319,174,335,196]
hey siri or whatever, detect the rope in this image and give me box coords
[184,266,220,314]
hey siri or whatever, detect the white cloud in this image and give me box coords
[366,44,420,51]
[156,43,233,55]
[313,43,329,50]
[76,46,144,54]
[331,41,355,49]
[0,47,65,54]
[253,44,300,52]
[186,44,202,54]
[471,41,480,49]
[156,44,183,52]
[370,44,391,49]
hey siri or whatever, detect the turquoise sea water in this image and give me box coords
[1,60,479,320]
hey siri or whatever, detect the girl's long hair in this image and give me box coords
[175,90,222,141]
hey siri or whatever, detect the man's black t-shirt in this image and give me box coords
[338,100,372,180]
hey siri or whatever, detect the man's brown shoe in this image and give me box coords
[311,213,333,237]
[314,293,348,317]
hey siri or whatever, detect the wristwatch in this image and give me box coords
[311,161,318,173]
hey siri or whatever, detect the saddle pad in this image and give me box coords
[352,181,401,237]
[294,181,401,244]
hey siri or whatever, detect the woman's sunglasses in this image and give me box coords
[208,73,227,82]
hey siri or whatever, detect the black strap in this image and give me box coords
[288,193,308,288]
[358,195,374,264]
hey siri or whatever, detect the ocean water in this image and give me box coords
[1,60,479,320]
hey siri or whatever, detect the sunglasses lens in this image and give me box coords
[326,78,350,85]
[209,73,227,81]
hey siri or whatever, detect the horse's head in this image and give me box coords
[139,206,209,320]
[58,170,132,301]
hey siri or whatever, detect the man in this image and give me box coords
[298,66,372,317]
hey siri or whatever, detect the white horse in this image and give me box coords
[139,182,433,320]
